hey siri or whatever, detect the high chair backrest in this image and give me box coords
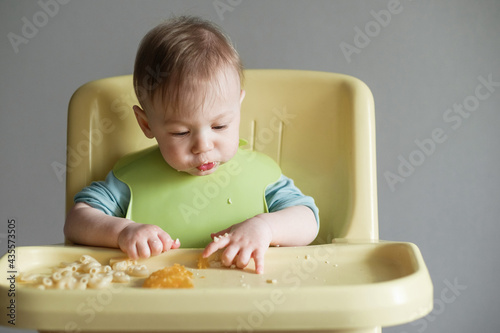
[66,70,378,243]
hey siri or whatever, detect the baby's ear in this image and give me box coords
[133,105,154,139]
[240,89,246,104]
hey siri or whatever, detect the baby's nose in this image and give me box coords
[191,133,214,154]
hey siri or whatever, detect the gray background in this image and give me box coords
[1,0,499,332]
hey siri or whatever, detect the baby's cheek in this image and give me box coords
[224,139,240,161]
[160,149,185,170]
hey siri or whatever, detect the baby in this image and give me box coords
[64,16,319,274]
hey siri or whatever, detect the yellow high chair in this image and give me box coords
[0,70,432,332]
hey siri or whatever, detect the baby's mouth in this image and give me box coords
[197,162,218,172]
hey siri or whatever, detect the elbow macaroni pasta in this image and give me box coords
[127,265,149,277]
[16,255,150,290]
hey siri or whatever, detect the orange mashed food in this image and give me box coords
[197,255,210,269]
[142,264,193,289]
[197,252,223,269]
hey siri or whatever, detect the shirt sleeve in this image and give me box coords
[265,175,320,227]
[74,171,130,218]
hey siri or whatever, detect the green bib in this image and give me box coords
[113,146,281,248]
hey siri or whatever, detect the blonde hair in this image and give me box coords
[133,16,244,114]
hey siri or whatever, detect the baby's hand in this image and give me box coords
[202,216,273,274]
[117,223,180,259]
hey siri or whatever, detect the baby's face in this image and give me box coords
[146,68,244,176]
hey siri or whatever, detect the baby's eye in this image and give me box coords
[212,125,227,130]
[171,131,189,137]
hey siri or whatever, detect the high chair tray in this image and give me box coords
[0,242,432,331]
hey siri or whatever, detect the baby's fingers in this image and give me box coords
[235,247,253,270]
[148,239,164,256]
[202,235,230,258]
[252,249,265,274]
[135,240,152,259]
[122,243,139,260]
[157,232,180,252]
[221,245,240,267]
